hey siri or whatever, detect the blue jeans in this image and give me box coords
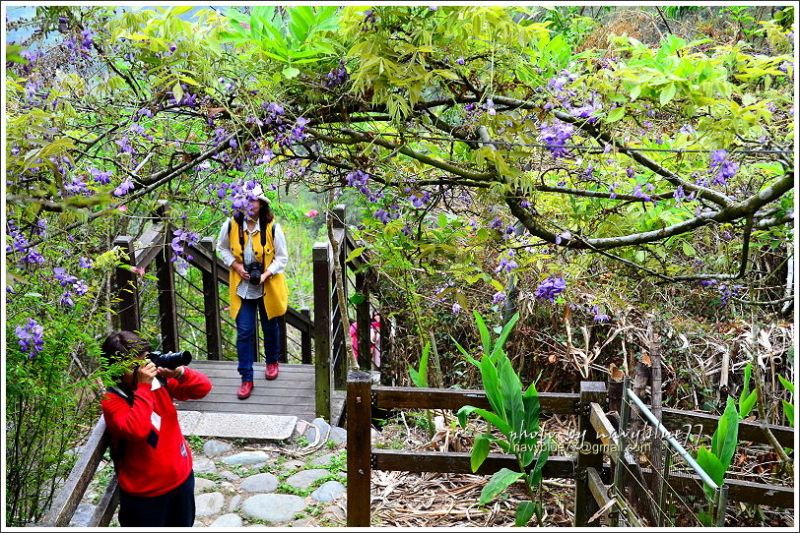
[236,298,281,382]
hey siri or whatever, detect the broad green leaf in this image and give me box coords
[491,312,519,362]
[451,337,480,367]
[682,241,696,257]
[457,405,512,436]
[480,354,506,421]
[782,400,794,427]
[479,468,524,505]
[473,310,492,357]
[471,434,491,472]
[348,293,365,305]
[711,397,739,470]
[172,82,184,104]
[695,446,725,499]
[778,374,794,394]
[742,363,752,399]
[630,84,642,101]
[408,342,430,388]
[606,106,625,123]
[739,391,757,419]
[282,66,300,79]
[497,356,524,435]
[346,246,366,263]
[515,501,535,526]
[660,83,677,106]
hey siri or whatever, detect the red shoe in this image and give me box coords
[237,381,253,400]
[265,363,279,380]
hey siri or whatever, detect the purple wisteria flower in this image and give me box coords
[115,136,134,154]
[539,120,574,159]
[63,176,91,196]
[452,303,462,315]
[16,318,44,358]
[632,184,652,203]
[718,284,742,305]
[374,209,391,224]
[555,231,571,245]
[492,291,506,304]
[699,279,717,287]
[113,178,134,197]
[60,291,75,308]
[170,228,200,262]
[53,267,77,287]
[456,57,465,65]
[592,305,610,323]
[79,256,93,268]
[673,185,686,201]
[495,257,518,274]
[73,280,89,296]
[90,168,112,184]
[535,276,566,303]
[408,191,431,208]
[570,92,602,123]
[709,149,739,186]
[324,60,349,89]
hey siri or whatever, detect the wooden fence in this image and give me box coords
[346,373,795,527]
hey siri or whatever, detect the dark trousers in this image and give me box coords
[236,297,281,382]
[118,471,195,527]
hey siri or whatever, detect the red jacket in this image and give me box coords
[101,367,212,497]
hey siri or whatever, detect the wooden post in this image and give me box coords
[156,227,179,353]
[355,272,371,371]
[301,309,312,364]
[347,370,373,527]
[332,204,348,390]
[574,381,607,527]
[112,236,140,333]
[280,315,288,363]
[200,237,222,360]
[313,242,332,421]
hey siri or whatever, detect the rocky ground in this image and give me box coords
[71,417,356,527]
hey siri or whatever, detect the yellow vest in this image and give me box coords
[228,218,289,320]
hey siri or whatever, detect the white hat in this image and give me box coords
[250,183,270,203]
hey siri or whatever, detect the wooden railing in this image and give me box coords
[313,204,387,421]
[345,373,795,527]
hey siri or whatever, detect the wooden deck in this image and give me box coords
[174,360,345,424]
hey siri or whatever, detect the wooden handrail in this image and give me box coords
[40,417,110,526]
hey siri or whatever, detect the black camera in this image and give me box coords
[148,350,192,370]
[245,261,263,285]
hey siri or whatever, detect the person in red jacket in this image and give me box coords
[100,331,212,527]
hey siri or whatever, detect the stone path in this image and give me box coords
[71,418,356,527]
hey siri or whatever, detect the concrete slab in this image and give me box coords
[178,411,297,441]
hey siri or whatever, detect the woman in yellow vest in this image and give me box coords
[216,184,288,400]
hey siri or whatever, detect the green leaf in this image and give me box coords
[529,438,553,487]
[741,363,752,399]
[738,391,757,419]
[480,354,506,421]
[778,374,794,394]
[172,81,184,104]
[282,66,300,79]
[782,400,794,427]
[711,397,739,471]
[515,501,535,526]
[471,434,491,473]
[473,310,492,357]
[491,312,519,362]
[660,83,677,105]
[629,84,642,101]
[606,106,625,123]
[695,446,725,499]
[408,342,430,388]
[346,246,366,263]
[682,241,696,257]
[348,293,365,305]
[451,337,480,367]
[479,468,524,506]
[457,405,512,437]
